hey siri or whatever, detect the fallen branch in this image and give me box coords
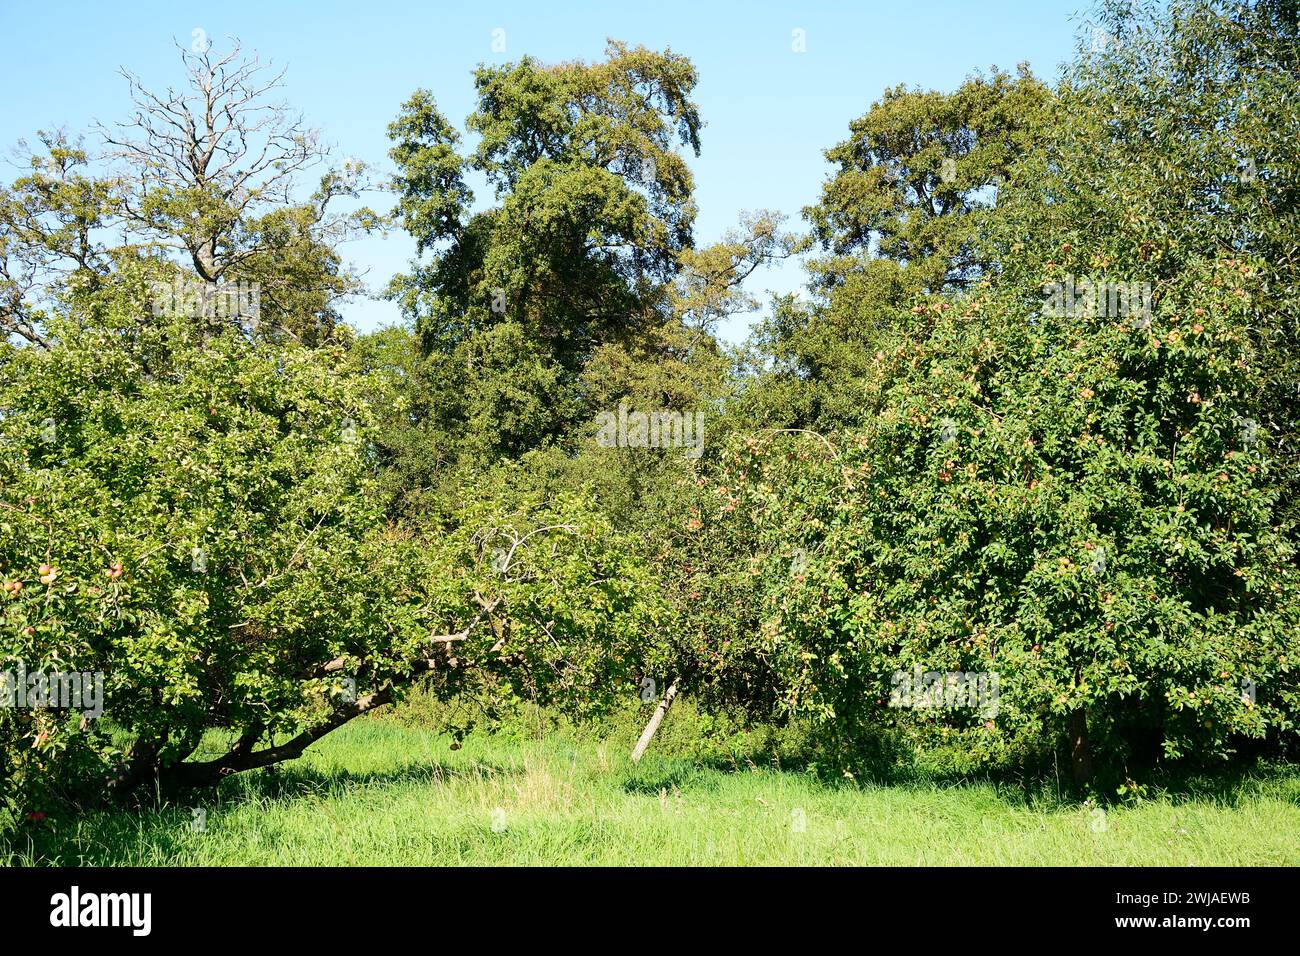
[631,678,680,763]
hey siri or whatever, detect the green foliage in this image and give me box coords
[383,41,707,472]
[807,65,1050,295]
[744,66,1051,432]
[387,40,701,352]
[714,258,1300,781]
[994,0,1300,526]
[0,303,390,806]
[6,1,1300,818]
[0,299,663,811]
[706,0,1300,786]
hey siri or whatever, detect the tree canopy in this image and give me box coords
[2,1,1299,814]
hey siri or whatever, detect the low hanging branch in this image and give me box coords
[123,525,586,797]
[155,596,504,793]
[161,681,409,790]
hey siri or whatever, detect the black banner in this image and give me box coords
[0,866,1282,942]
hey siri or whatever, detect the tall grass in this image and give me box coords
[5,708,1297,866]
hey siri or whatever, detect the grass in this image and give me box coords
[5,717,1299,865]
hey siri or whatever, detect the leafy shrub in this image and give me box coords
[697,251,1300,787]
[0,304,664,812]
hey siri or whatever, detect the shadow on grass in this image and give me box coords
[615,725,1300,813]
[214,754,521,802]
[4,754,527,867]
[619,759,709,795]
[8,721,1296,865]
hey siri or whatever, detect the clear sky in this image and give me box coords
[0,0,1095,342]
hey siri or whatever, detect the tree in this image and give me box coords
[808,65,1049,295]
[0,296,662,808]
[0,131,116,348]
[101,40,378,341]
[704,0,1300,787]
[0,40,373,352]
[736,258,1299,786]
[994,0,1300,528]
[745,67,1052,432]
[381,41,704,472]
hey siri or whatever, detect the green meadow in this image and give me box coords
[8,713,1298,866]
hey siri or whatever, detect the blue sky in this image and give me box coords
[0,0,1093,342]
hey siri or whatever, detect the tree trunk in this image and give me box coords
[114,600,503,796]
[631,679,679,763]
[1069,707,1093,786]
[160,687,396,791]
[106,737,163,799]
